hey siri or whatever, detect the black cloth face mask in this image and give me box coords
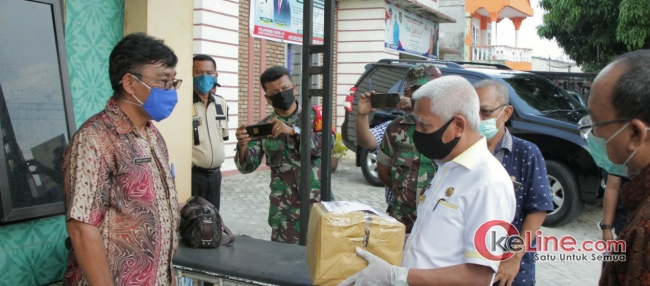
[270,88,295,111]
[413,117,460,160]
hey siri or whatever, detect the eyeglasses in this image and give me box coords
[131,73,182,90]
[480,104,507,117]
[577,115,632,137]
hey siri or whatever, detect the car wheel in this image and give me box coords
[360,148,383,187]
[543,160,583,227]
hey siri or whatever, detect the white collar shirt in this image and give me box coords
[402,137,516,272]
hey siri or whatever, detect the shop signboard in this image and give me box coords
[250,0,324,45]
[385,1,439,59]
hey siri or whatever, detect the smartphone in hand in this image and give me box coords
[245,123,274,138]
[370,93,400,109]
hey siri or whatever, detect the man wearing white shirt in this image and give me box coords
[339,75,516,286]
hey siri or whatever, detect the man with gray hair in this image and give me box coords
[474,79,553,286]
[339,76,516,286]
[588,50,650,285]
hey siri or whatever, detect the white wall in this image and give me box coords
[532,56,583,72]
[417,0,439,11]
[336,0,398,127]
[193,0,240,172]
[438,0,467,61]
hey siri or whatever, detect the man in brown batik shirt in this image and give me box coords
[580,49,650,285]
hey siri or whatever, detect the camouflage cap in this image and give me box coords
[405,64,442,89]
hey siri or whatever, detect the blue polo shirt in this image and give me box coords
[493,129,554,286]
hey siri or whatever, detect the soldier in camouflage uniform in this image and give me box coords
[376,64,442,233]
[234,66,333,244]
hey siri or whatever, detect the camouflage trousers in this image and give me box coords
[388,186,418,233]
[270,219,300,244]
[267,191,335,244]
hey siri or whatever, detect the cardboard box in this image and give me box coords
[306,201,405,285]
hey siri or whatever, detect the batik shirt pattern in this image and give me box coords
[62,98,179,286]
[601,164,650,286]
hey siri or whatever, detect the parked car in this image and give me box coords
[341,59,605,227]
[565,90,586,106]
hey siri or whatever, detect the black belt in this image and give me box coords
[192,166,221,176]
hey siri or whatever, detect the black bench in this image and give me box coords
[173,235,313,286]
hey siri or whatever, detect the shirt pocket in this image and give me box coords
[263,138,286,168]
[210,117,221,128]
[213,119,227,138]
[431,197,461,217]
[438,200,459,211]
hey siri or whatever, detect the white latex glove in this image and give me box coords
[338,247,409,286]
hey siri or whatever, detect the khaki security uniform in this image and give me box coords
[191,92,229,209]
[192,93,229,169]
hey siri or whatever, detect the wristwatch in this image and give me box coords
[291,125,301,137]
[599,221,613,230]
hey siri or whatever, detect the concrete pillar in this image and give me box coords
[489,12,499,46]
[125,0,194,200]
[480,16,489,46]
[511,17,525,47]
[515,30,520,48]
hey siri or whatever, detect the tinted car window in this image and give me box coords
[565,91,586,106]
[357,67,408,95]
[0,0,72,222]
[503,75,586,115]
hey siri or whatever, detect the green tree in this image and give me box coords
[537,0,650,72]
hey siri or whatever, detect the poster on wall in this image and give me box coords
[250,0,324,45]
[385,1,438,59]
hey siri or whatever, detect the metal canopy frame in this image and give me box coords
[299,0,335,245]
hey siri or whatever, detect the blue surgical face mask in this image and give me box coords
[131,75,178,122]
[586,123,646,177]
[193,74,216,95]
[479,108,505,140]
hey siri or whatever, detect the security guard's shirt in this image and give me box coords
[192,92,229,169]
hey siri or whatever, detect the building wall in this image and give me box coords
[193,0,240,173]
[532,56,583,72]
[124,0,195,201]
[0,1,124,284]
[230,0,337,156]
[66,0,126,127]
[336,0,398,127]
[237,0,285,123]
[506,61,533,71]
[0,216,68,285]
[438,0,466,61]
[417,0,440,11]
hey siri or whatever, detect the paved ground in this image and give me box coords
[213,153,603,285]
